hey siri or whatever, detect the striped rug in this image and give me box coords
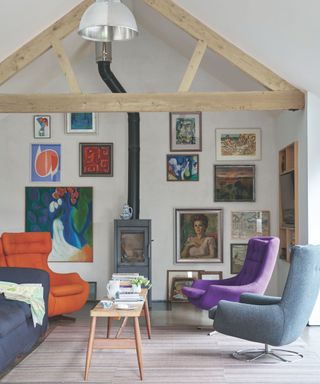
[1,321,320,384]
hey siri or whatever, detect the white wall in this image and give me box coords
[0,27,279,299]
[274,103,308,294]
[306,92,320,324]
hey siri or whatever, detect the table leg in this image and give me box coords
[144,296,152,339]
[116,316,128,338]
[107,317,112,338]
[133,317,144,380]
[84,316,97,381]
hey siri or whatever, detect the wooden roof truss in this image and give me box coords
[0,0,304,113]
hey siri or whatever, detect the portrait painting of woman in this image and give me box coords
[175,208,223,263]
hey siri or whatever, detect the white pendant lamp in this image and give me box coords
[78,0,138,42]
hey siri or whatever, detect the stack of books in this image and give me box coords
[115,292,144,302]
[112,273,139,281]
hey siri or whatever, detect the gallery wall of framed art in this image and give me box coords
[0,32,281,302]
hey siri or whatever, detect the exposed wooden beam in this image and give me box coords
[144,0,300,93]
[0,0,94,86]
[51,37,81,93]
[178,40,207,92]
[0,91,305,113]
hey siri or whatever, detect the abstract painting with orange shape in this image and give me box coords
[31,144,61,182]
[25,187,93,262]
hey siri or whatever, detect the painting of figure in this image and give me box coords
[25,187,93,262]
[175,208,223,263]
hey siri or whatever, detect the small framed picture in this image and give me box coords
[66,112,96,133]
[170,112,202,152]
[230,244,248,274]
[175,208,223,263]
[231,211,270,240]
[166,270,199,302]
[31,144,61,182]
[33,115,51,139]
[87,282,97,301]
[215,128,261,161]
[214,165,255,202]
[167,154,199,181]
[170,277,194,303]
[199,270,223,280]
[79,143,113,177]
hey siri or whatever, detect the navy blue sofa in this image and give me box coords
[0,267,49,373]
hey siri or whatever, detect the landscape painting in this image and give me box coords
[214,165,255,202]
[25,187,93,262]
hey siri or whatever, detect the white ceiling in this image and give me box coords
[0,0,319,96]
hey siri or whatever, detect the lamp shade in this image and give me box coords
[78,0,138,42]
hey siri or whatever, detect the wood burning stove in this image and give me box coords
[114,219,152,299]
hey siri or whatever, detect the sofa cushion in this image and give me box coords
[51,284,84,297]
[13,300,32,319]
[0,301,26,336]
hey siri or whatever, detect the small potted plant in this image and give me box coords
[130,276,151,293]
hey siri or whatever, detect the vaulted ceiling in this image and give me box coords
[0,0,318,112]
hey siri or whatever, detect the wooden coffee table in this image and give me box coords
[84,289,151,381]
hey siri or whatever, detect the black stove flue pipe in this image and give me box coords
[96,43,140,219]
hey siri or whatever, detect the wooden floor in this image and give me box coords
[1,302,320,383]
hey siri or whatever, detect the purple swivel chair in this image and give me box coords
[182,236,280,311]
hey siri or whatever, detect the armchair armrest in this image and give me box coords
[240,293,281,305]
[50,271,87,286]
[214,299,284,345]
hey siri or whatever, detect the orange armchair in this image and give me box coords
[1,232,89,317]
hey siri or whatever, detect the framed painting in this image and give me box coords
[66,112,96,133]
[167,154,199,181]
[33,115,51,139]
[231,211,270,240]
[199,270,223,280]
[79,143,113,177]
[31,144,61,182]
[166,270,199,301]
[87,282,97,301]
[170,277,194,303]
[170,112,202,152]
[25,187,93,262]
[230,244,248,274]
[214,165,255,202]
[175,208,223,263]
[216,128,261,160]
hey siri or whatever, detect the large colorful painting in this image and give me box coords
[175,208,223,263]
[25,187,93,262]
[216,128,261,160]
[79,143,113,176]
[31,144,61,182]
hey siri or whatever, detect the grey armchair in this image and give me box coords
[214,244,320,362]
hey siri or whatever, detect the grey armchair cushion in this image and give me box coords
[214,244,320,347]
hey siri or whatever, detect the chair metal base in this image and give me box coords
[232,344,303,363]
